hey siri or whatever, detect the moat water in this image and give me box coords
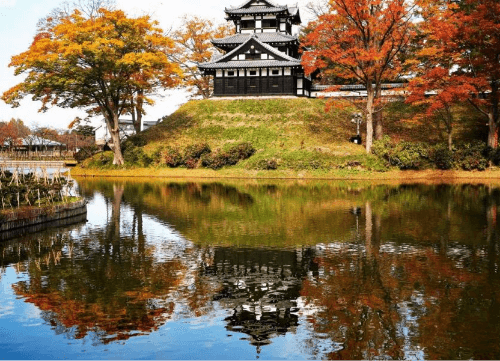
[1,178,500,359]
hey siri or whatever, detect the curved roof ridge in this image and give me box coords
[231,0,282,10]
[212,32,298,45]
[202,36,255,65]
[201,35,298,66]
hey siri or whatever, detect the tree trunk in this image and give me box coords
[374,111,383,141]
[447,130,453,152]
[106,113,124,165]
[487,112,498,148]
[365,202,373,257]
[365,88,375,153]
[374,85,383,140]
[133,90,144,134]
[136,108,142,134]
[488,80,500,148]
[109,183,124,242]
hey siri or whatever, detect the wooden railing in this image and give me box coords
[0,151,75,161]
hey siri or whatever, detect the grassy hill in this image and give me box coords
[140,98,374,171]
[80,97,487,175]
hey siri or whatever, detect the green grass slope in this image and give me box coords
[82,98,487,174]
[138,98,382,171]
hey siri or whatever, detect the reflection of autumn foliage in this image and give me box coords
[179,247,223,318]
[301,246,495,359]
[11,237,186,344]
[13,283,174,342]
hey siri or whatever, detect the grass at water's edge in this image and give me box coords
[70,166,500,184]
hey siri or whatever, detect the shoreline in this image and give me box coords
[70,167,500,184]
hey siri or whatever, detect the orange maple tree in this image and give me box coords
[301,0,417,152]
[406,68,476,150]
[410,0,500,148]
[2,9,181,165]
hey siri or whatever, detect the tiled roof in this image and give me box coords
[288,6,299,16]
[312,83,407,91]
[10,136,65,147]
[199,59,301,69]
[212,33,298,45]
[199,34,302,69]
[225,6,288,14]
[231,0,282,10]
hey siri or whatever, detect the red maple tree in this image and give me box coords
[301,0,417,152]
[410,0,500,148]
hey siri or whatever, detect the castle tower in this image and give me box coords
[198,0,311,97]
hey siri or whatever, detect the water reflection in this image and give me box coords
[203,247,318,347]
[1,179,500,359]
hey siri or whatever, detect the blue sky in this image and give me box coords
[0,0,312,130]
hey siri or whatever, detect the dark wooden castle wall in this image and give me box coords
[214,75,295,96]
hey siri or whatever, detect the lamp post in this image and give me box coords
[350,112,363,145]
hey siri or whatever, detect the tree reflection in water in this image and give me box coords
[6,184,186,343]
[301,196,500,360]
[2,179,500,359]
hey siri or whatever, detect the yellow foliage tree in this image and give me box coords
[2,8,182,165]
[171,16,233,99]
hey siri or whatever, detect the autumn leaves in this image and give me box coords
[2,8,182,165]
[302,0,500,153]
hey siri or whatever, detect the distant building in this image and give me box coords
[198,0,311,97]
[94,119,136,146]
[141,120,159,132]
[2,135,65,156]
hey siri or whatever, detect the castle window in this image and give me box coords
[262,19,277,28]
[271,69,280,75]
[249,70,257,76]
[227,70,235,76]
[246,53,261,60]
[241,20,255,29]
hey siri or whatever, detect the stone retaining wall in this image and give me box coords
[0,200,87,240]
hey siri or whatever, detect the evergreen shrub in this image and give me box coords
[228,142,256,160]
[184,143,211,161]
[453,141,488,171]
[201,152,228,170]
[124,146,152,167]
[257,159,278,170]
[184,158,199,169]
[162,147,183,167]
[373,137,489,171]
[431,145,454,170]
[372,136,430,170]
